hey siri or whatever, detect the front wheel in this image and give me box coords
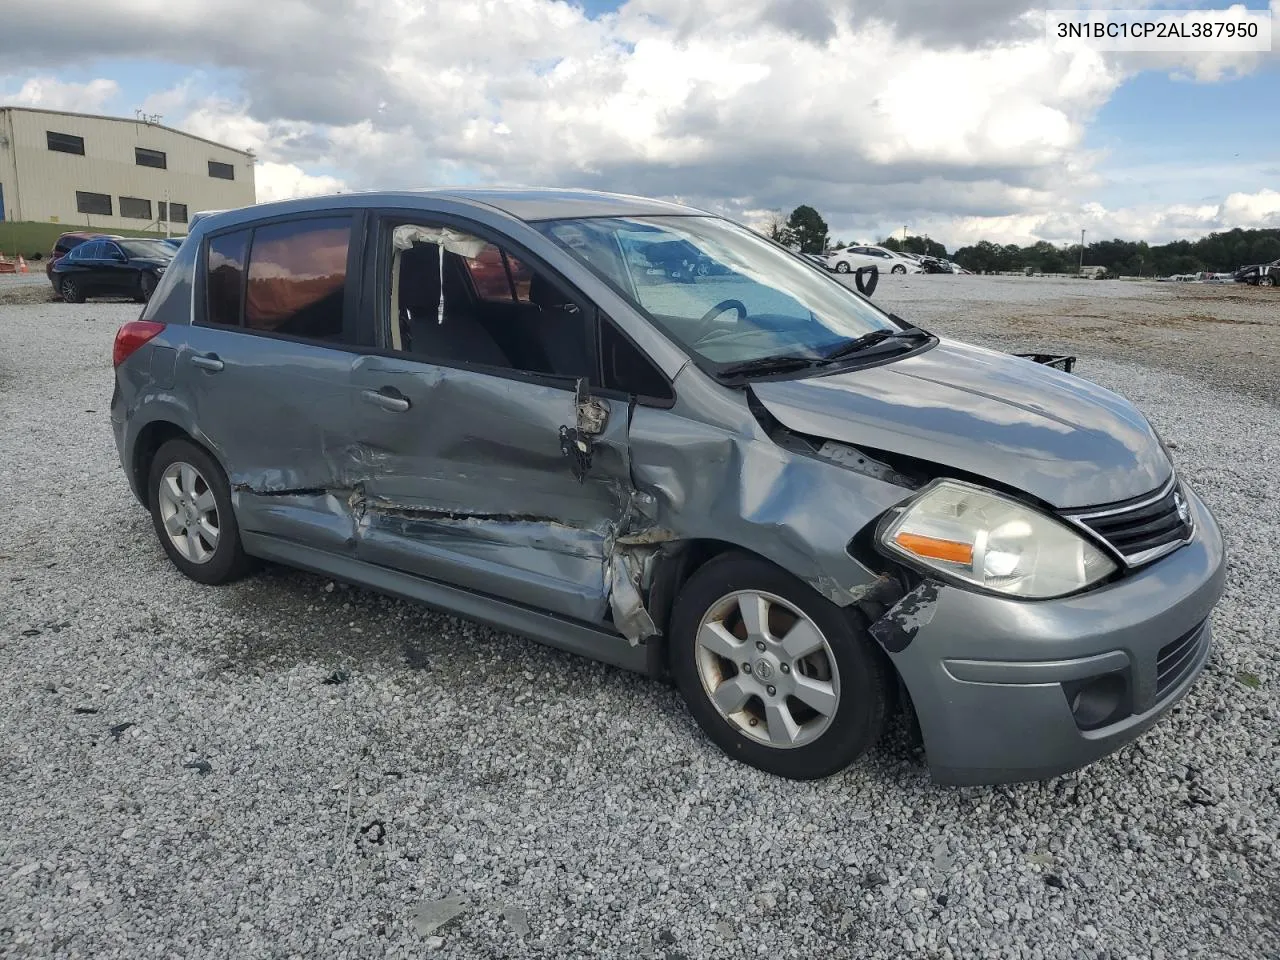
[59,276,85,303]
[834,261,851,274]
[891,264,907,274]
[148,438,254,585]
[670,552,892,780]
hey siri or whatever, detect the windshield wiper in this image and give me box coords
[823,325,931,361]
[716,355,823,379]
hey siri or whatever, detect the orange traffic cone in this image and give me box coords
[17,255,29,273]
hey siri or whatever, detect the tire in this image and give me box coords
[834,261,851,274]
[59,276,85,303]
[147,438,254,585]
[891,264,906,274]
[669,551,892,780]
[137,272,158,303]
[1262,274,1276,288]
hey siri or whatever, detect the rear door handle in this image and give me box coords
[362,388,410,413]
[191,353,224,372]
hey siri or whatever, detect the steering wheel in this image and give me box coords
[691,299,747,343]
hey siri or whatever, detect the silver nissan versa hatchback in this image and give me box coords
[110,189,1226,785]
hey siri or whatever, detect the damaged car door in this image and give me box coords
[347,218,636,625]
[186,215,364,551]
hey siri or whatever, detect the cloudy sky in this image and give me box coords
[2,0,1278,249]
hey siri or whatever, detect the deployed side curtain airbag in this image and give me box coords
[392,226,487,326]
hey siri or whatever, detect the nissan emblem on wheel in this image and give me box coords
[110,188,1226,785]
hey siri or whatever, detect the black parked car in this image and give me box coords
[51,237,176,303]
[1234,258,1279,286]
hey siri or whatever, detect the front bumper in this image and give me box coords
[884,487,1226,786]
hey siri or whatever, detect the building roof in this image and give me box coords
[0,105,255,157]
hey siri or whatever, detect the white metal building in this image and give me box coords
[0,106,256,234]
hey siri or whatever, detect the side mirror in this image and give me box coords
[112,252,126,262]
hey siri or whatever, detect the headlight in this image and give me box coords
[879,480,1117,598]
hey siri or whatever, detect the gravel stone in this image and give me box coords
[1,282,1277,958]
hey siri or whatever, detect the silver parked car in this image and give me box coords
[111,189,1225,785]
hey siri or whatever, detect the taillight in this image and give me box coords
[113,321,165,367]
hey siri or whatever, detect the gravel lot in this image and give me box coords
[2,278,1277,959]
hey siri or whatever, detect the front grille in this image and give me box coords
[1156,620,1209,700]
[1067,478,1193,566]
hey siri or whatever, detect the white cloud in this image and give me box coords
[906,188,1280,249]
[254,162,347,204]
[2,76,119,112]
[1,0,1275,236]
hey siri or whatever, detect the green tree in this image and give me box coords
[1250,236,1280,264]
[786,205,829,254]
[903,235,947,258]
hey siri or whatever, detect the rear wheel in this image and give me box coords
[1262,274,1276,288]
[148,438,254,585]
[670,552,891,780]
[59,276,85,303]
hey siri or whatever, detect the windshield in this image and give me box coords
[533,215,897,366]
[119,240,176,259]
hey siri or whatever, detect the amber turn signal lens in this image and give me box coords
[893,532,974,565]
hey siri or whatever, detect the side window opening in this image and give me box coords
[388,223,591,382]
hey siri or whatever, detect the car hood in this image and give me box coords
[750,338,1172,509]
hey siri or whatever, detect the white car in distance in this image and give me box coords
[826,245,923,275]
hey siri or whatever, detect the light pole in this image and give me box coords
[1079,229,1085,276]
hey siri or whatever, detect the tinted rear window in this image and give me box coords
[244,218,351,341]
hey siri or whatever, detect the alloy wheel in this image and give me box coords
[157,461,220,564]
[694,589,841,749]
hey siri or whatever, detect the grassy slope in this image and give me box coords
[0,221,181,259]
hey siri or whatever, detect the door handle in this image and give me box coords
[362,388,410,413]
[191,354,224,372]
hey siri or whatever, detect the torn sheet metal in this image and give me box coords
[608,551,658,644]
[625,367,920,607]
[868,581,941,653]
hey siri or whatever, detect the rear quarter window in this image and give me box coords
[206,230,250,327]
[140,236,202,324]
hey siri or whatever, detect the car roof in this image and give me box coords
[195,188,705,232]
[55,232,121,244]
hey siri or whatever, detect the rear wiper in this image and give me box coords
[823,324,931,361]
[716,355,823,379]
